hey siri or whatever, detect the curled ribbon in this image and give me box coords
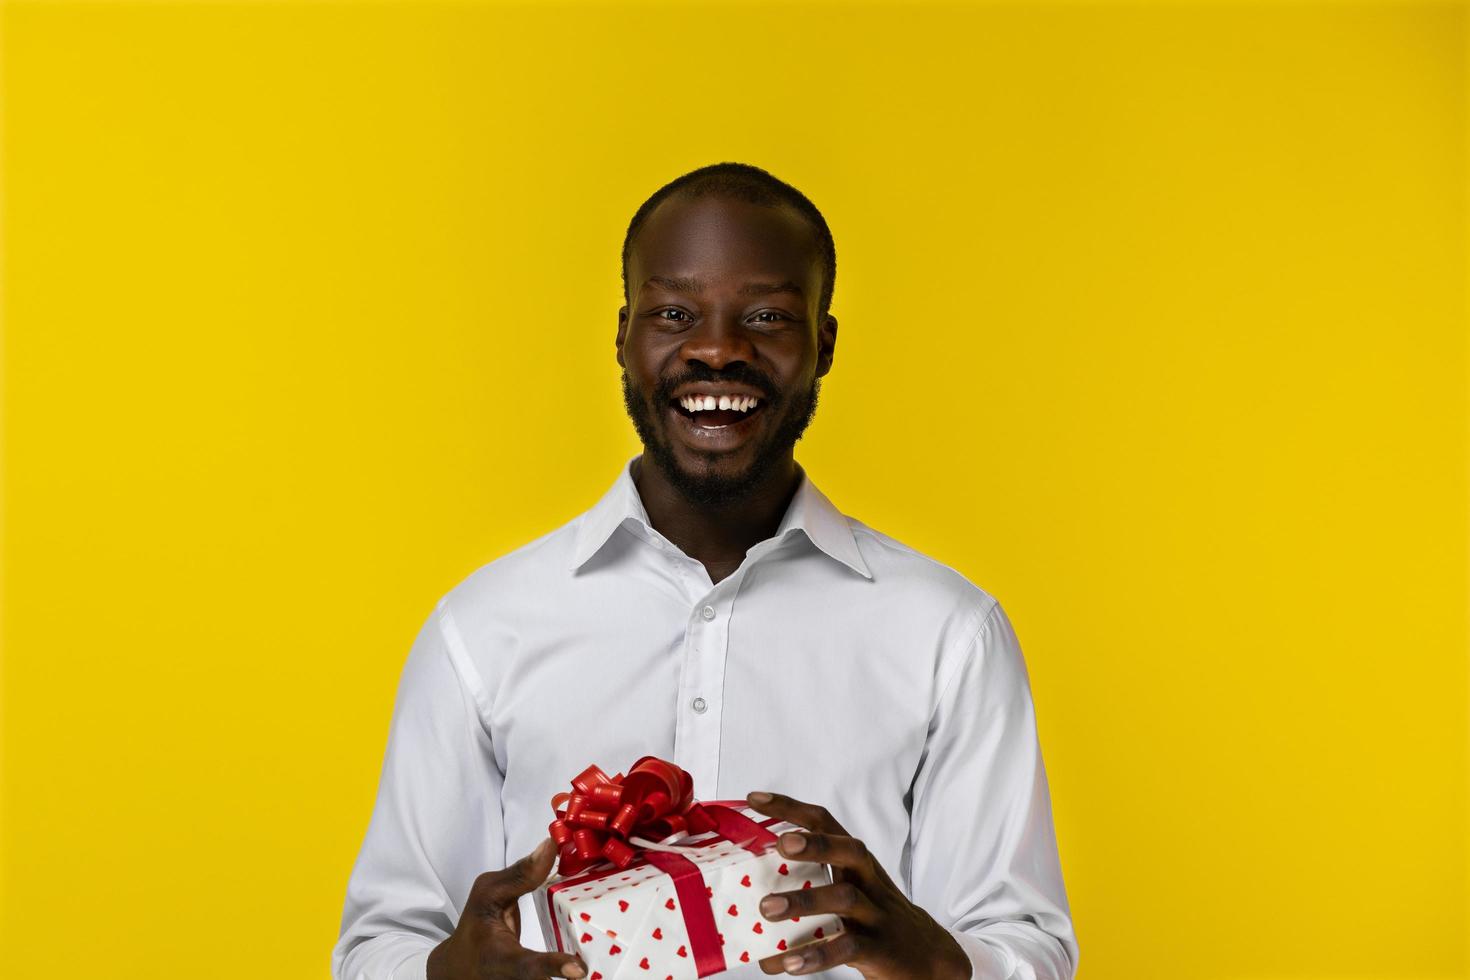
[547,755,719,876]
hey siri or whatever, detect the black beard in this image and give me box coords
[621,368,821,509]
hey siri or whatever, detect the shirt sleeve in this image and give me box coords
[331,598,507,980]
[907,600,1080,980]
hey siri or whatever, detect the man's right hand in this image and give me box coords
[427,837,588,980]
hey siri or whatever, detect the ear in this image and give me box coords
[815,313,837,379]
[616,305,629,368]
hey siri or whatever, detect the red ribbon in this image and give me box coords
[546,755,720,877]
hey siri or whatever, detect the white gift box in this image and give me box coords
[533,801,844,980]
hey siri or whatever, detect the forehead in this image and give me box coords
[629,193,821,289]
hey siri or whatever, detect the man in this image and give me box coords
[332,162,1078,980]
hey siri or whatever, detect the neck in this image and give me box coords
[632,453,801,574]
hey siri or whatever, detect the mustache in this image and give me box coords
[653,366,779,403]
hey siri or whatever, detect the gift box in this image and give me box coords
[532,757,844,980]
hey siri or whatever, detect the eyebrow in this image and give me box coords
[644,276,804,298]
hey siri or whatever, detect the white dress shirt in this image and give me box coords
[332,453,1078,980]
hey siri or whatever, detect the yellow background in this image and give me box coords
[2,1,1465,978]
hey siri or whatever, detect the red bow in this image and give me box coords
[547,756,718,876]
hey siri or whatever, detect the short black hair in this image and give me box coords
[621,162,837,322]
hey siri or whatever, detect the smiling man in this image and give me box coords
[332,163,1079,980]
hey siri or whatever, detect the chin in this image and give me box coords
[674,443,756,471]
[666,445,783,506]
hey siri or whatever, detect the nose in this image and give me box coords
[677,314,757,372]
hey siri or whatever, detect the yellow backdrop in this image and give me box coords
[2,1,1465,978]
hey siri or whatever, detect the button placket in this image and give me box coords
[686,604,716,717]
[675,586,733,794]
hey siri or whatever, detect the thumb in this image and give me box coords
[473,837,559,914]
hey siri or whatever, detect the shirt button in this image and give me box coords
[691,696,708,714]
[700,605,716,621]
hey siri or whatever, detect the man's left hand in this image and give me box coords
[744,791,972,980]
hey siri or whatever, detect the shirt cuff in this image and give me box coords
[947,927,1014,980]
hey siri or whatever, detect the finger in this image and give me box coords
[768,930,865,975]
[773,831,881,890]
[759,949,789,974]
[758,880,881,928]
[501,900,521,936]
[745,792,849,836]
[522,949,589,980]
[470,837,558,914]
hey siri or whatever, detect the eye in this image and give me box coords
[656,308,692,323]
[751,311,791,324]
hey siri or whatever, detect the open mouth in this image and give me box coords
[668,393,768,431]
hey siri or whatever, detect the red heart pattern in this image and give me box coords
[550,815,841,978]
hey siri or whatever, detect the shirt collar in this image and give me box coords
[568,453,873,580]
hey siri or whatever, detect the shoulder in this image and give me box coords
[846,515,1001,634]
[434,513,583,633]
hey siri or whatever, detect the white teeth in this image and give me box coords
[678,393,762,414]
